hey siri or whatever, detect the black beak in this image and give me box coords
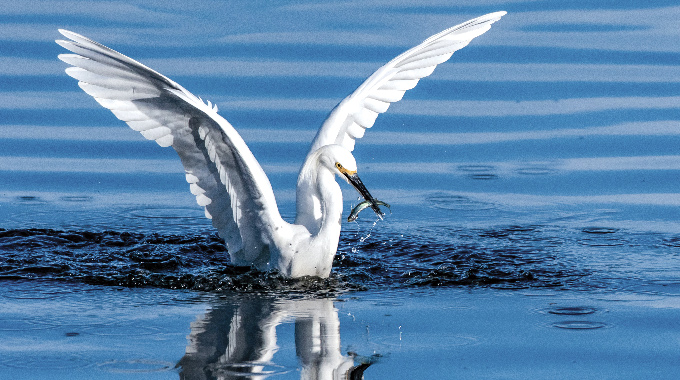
[344,172,384,217]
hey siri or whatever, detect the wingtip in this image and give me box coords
[55,39,70,48]
[58,29,75,39]
[57,29,93,45]
[480,10,507,22]
[56,53,70,63]
[56,29,79,46]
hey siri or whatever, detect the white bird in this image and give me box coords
[56,11,506,278]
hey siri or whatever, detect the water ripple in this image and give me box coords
[545,306,599,315]
[98,359,175,373]
[552,321,609,330]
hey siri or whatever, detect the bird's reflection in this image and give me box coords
[178,296,372,380]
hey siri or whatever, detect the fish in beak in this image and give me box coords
[341,170,387,220]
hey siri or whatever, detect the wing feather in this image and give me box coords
[307,11,506,155]
[57,29,283,267]
[390,66,438,81]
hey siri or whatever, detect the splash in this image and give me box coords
[3,223,663,293]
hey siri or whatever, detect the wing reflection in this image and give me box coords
[178,297,372,380]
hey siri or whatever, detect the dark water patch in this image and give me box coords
[0,226,584,292]
[338,227,581,289]
[1,224,673,293]
[0,228,361,294]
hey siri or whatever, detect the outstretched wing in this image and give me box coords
[56,30,283,266]
[307,11,506,155]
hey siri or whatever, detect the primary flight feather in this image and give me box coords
[56,11,506,277]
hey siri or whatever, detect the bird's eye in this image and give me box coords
[335,163,343,169]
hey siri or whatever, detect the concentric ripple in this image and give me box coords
[552,321,609,330]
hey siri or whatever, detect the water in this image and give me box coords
[2,0,680,378]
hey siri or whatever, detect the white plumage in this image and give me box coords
[56,11,506,278]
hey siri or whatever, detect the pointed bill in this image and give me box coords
[343,172,384,218]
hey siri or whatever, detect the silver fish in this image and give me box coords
[347,200,390,222]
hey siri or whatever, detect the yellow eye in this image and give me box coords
[335,163,343,169]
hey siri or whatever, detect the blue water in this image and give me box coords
[2,1,680,378]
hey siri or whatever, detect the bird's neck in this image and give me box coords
[295,155,343,237]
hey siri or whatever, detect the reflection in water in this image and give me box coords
[178,297,371,380]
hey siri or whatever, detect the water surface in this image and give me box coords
[2,0,680,378]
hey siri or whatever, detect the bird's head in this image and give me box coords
[319,145,384,218]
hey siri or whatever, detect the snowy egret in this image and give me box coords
[56,11,506,278]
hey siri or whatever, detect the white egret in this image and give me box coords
[56,11,506,278]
